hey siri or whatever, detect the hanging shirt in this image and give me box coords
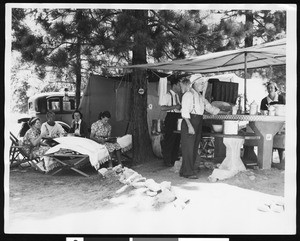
[160,89,181,113]
[158,77,168,106]
[181,89,220,119]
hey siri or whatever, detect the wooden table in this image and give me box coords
[203,114,285,169]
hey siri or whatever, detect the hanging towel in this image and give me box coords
[158,77,168,106]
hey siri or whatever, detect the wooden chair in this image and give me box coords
[9,131,45,172]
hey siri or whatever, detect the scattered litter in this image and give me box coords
[173,197,190,210]
[112,164,123,173]
[146,190,158,197]
[270,203,284,213]
[257,204,270,212]
[160,181,171,191]
[155,188,176,203]
[204,161,216,170]
[171,159,182,173]
[53,181,65,185]
[131,181,146,189]
[249,175,256,181]
[145,179,161,192]
[257,198,285,213]
[109,165,190,210]
[208,176,218,182]
[116,184,129,194]
[124,172,142,184]
[98,168,108,177]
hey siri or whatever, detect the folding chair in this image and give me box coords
[9,131,45,172]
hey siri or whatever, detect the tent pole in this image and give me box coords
[244,52,248,113]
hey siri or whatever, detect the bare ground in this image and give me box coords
[7,157,285,234]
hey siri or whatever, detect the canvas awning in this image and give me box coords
[121,38,286,73]
[119,38,286,109]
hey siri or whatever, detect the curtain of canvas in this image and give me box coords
[211,81,239,104]
[116,84,131,122]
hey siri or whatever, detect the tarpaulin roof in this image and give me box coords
[120,38,286,73]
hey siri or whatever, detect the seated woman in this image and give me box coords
[41,111,66,138]
[90,111,122,168]
[68,110,89,138]
[260,81,285,113]
[22,117,52,172]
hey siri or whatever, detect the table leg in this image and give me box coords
[209,137,245,181]
[249,121,284,169]
[213,137,226,163]
[219,138,246,171]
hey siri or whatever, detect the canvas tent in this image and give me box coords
[78,74,167,137]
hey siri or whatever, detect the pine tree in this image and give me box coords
[12,8,117,107]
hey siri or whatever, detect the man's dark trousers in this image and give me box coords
[162,112,181,166]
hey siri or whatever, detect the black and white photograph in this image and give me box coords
[3,3,297,236]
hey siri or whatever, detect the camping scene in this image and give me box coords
[4,4,296,235]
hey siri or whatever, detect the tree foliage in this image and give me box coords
[10,7,287,162]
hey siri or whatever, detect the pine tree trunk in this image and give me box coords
[245,10,254,47]
[131,10,154,164]
[75,40,81,109]
[131,69,154,164]
[75,11,82,109]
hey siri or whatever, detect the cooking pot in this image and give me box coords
[273,104,285,116]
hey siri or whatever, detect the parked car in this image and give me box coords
[18,91,76,137]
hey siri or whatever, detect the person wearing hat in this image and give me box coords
[69,110,89,138]
[22,117,51,172]
[160,77,182,167]
[179,77,220,179]
[260,81,285,112]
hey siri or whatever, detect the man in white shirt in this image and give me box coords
[160,77,182,167]
[179,77,220,179]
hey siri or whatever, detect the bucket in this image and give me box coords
[177,118,183,131]
[223,120,239,135]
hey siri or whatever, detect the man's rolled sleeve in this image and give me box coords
[204,99,220,115]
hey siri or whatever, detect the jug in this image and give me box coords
[249,101,258,115]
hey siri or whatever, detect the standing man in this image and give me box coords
[180,77,220,179]
[160,77,182,167]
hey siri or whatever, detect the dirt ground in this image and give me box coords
[6,156,286,233]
